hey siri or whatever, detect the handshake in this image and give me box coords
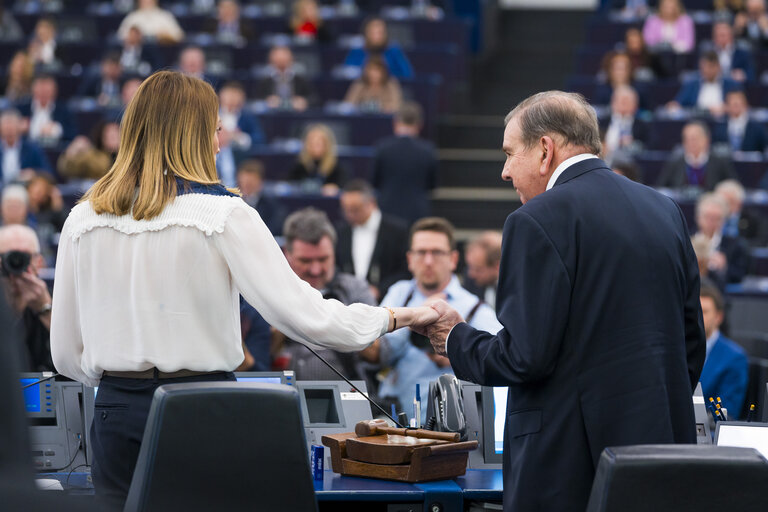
[403,300,465,356]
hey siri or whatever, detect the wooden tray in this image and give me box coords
[322,432,478,482]
[346,435,449,464]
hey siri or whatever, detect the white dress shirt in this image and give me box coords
[546,153,599,191]
[698,81,723,111]
[29,101,62,142]
[1,140,21,183]
[51,193,389,387]
[351,208,381,280]
[117,8,185,41]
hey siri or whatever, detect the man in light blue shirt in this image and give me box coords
[370,217,502,423]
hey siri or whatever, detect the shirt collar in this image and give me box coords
[546,153,599,191]
[706,329,720,358]
[413,274,461,302]
[356,207,381,232]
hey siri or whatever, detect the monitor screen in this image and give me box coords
[234,371,294,385]
[21,378,41,413]
[481,386,508,464]
[715,422,768,459]
[236,376,281,384]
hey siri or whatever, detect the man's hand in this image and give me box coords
[9,270,51,314]
[424,300,464,356]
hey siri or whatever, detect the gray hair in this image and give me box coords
[696,192,728,220]
[283,207,337,251]
[715,179,745,204]
[0,224,41,253]
[2,184,29,205]
[504,91,602,155]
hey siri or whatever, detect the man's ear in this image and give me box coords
[539,136,555,176]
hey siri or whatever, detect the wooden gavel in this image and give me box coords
[355,419,459,442]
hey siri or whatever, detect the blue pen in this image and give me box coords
[413,383,421,428]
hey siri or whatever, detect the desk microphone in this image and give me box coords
[21,372,60,389]
[302,344,406,428]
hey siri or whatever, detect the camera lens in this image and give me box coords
[0,251,31,277]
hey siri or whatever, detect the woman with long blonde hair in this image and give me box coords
[290,123,347,195]
[3,51,35,102]
[50,70,437,510]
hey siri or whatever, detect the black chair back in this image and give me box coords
[586,444,768,512]
[124,382,318,512]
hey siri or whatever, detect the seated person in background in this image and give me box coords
[0,225,54,372]
[0,109,51,185]
[623,27,654,77]
[361,217,502,421]
[27,18,59,69]
[712,90,768,153]
[116,25,161,75]
[289,124,347,194]
[699,283,748,420]
[17,74,78,146]
[255,45,313,111]
[117,0,185,44]
[691,233,726,292]
[702,20,755,82]
[178,46,217,88]
[336,179,410,301]
[667,51,740,116]
[288,0,333,43]
[104,76,143,123]
[272,208,376,381]
[2,51,34,103]
[1,185,29,226]
[343,56,403,113]
[716,179,766,245]
[463,231,503,310]
[643,0,696,53]
[734,0,768,47]
[344,16,413,79]
[657,121,736,190]
[236,159,285,235]
[696,192,750,284]
[642,0,695,53]
[25,172,64,264]
[77,53,124,108]
[611,159,643,182]
[219,81,265,151]
[599,85,648,157]
[57,121,119,182]
[373,102,438,225]
[204,0,254,44]
[594,51,646,107]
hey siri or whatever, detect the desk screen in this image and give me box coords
[492,387,508,454]
[715,422,768,459]
[21,378,41,413]
[481,386,509,464]
[236,376,281,384]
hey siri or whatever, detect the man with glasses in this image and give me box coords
[362,217,501,422]
[0,224,53,372]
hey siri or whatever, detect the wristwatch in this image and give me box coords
[37,303,52,316]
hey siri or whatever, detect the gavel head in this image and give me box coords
[355,418,389,437]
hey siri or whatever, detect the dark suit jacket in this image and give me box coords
[0,138,51,181]
[700,334,749,419]
[447,159,706,512]
[718,233,751,283]
[236,110,266,146]
[598,114,650,148]
[16,101,78,143]
[336,212,410,296]
[657,152,737,190]
[674,77,740,108]
[712,119,768,152]
[202,18,256,41]
[372,135,438,225]
[255,73,314,105]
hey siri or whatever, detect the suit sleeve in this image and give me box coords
[447,211,571,386]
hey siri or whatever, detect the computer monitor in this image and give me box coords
[234,371,294,386]
[19,373,56,422]
[715,421,768,459]
[481,386,508,465]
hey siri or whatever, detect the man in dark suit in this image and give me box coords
[236,159,285,235]
[702,21,756,83]
[716,179,766,245]
[255,45,314,111]
[669,51,740,116]
[203,0,254,44]
[712,90,768,153]
[76,53,124,108]
[696,192,750,284]
[372,102,438,225]
[599,85,649,158]
[0,109,51,185]
[17,75,78,145]
[422,91,706,512]
[657,120,737,190]
[336,179,410,300]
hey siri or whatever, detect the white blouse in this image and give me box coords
[50,193,389,387]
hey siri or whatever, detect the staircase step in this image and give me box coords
[438,115,506,150]
[438,149,506,188]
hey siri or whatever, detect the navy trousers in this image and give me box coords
[90,372,236,511]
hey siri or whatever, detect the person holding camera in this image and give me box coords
[0,224,53,372]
